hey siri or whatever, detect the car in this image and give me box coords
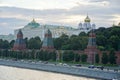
[38,61,42,63]
[20,60,24,62]
[28,60,32,62]
[58,63,63,65]
[96,66,104,70]
[44,61,48,64]
[88,65,95,68]
[75,64,82,67]
[63,63,69,66]
[12,58,17,61]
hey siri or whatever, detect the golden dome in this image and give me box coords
[84,16,91,22]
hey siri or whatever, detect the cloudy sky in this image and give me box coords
[0,0,120,34]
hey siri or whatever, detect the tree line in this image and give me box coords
[0,49,117,64]
[0,26,119,65]
[0,49,88,63]
[0,26,120,51]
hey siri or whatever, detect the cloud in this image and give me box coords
[0,0,120,34]
[0,17,28,34]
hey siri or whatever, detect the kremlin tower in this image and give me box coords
[13,29,26,51]
[84,29,99,64]
[41,29,55,51]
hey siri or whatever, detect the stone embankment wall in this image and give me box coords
[0,60,120,79]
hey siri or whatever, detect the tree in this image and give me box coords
[101,52,108,64]
[79,32,87,37]
[24,37,28,48]
[97,46,105,51]
[63,51,74,61]
[28,36,41,49]
[96,35,107,47]
[0,39,3,49]
[49,51,56,61]
[61,44,71,50]
[69,37,81,50]
[0,39,10,49]
[95,54,99,63]
[9,40,15,48]
[54,34,69,50]
[74,53,80,62]
[108,49,117,64]
[53,38,63,50]
[81,54,87,62]
[109,35,120,50]
[95,27,120,50]
[79,37,88,50]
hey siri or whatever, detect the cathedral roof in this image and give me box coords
[84,16,91,22]
[24,18,40,28]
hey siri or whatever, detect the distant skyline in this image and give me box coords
[0,0,120,34]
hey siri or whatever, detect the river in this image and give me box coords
[0,65,97,80]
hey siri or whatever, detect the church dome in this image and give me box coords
[78,23,82,27]
[84,16,91,22]
[24,18,40,28]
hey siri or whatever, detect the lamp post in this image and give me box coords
[55,50,58,64]
[93,52,95,65]
[61,50,64,63]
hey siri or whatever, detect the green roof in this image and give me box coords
[24,19,40,28]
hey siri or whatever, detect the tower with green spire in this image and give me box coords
[84,29,99,64]
[41,29,55,51]
[13,29,26,51]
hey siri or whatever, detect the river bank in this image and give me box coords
[0,59,120,80]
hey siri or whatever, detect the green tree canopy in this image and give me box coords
[101,52,108,64]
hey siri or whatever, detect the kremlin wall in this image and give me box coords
[0,16,120,65]
[12,22,120,65]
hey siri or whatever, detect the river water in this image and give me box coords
[0,65,97,80]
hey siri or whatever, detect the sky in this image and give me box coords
[0,0,120,35]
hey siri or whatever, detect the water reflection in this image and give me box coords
[0,65,96,80]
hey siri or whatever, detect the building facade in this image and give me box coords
[14,16,94,41]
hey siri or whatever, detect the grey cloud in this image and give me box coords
[0,17,28,26]
[0,0,120,34]
[0,17,28,34]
